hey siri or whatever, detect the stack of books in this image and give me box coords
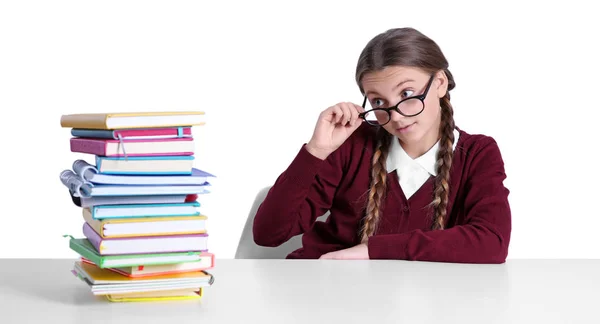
[59,111,216,302]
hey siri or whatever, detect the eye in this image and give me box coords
[373,98,385,107]
[401,90,415,98]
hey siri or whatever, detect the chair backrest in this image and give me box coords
[235,186,329,259]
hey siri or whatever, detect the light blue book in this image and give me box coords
[71,159,214,185]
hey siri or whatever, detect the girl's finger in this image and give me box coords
[339,103,352,126]
[346,102,359,126]
[331,105,344,124]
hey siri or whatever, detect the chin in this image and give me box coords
[395,123,422,140]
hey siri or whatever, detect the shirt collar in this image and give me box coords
[386,128,460,176]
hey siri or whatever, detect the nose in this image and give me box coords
[389,108,406,122]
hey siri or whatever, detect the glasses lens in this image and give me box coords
[363,110,390,126]
[398,98,424,116]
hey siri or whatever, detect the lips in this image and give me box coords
[396,123,415,131]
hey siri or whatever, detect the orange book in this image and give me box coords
[60,111,205,130]
[83,209,208,238]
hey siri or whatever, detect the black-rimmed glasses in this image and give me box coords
[359,73,435,126]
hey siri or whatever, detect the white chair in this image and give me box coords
[234,186,329,259]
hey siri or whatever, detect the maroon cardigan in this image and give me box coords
[253,123,511,263]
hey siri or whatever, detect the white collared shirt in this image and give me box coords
[386,129,460,199]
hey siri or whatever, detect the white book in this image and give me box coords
[72,261,214,295]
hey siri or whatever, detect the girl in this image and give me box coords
[252,27,511,263]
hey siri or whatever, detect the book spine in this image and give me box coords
[60,114,109,129]
[83,223,104,254]
[60,170,93,197]
[69,239,103,267]
[73,159,99,180]
[70,138,107,155]
[71,129,116,139]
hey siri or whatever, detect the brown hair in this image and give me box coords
[356,27,456,243]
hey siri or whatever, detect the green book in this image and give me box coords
[68,238,206,268]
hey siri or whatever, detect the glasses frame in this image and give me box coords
[358,73,436,126]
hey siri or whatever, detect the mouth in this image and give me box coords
[396,123,415,132]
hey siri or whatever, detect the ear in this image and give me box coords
[435,70,448,99]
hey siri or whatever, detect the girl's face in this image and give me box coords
[361,66,448,151]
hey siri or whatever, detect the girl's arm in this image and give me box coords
[367,137,512,264]
[252,143,346,247]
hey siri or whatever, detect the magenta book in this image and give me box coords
[70,137,195,157]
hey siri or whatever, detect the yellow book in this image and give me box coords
[60,111,205,129]
[105,287,203,302]
[83,208,207,238]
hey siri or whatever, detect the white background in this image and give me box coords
[1,0,598,259]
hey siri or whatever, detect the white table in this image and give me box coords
[0,259,598,323]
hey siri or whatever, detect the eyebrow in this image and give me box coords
[365,79,415,96]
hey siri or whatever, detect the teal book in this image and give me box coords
[95,155,195,175]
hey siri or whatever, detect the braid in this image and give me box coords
[360,128,392,243]
[430,90,456,230]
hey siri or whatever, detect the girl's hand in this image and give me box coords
[319,243,370,260]
[305,102,365,160]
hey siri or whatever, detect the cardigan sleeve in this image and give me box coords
[252,143,346,247]
[367,137,512,264]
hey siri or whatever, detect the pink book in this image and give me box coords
[70,127,193,140]
[83,223,209,255]
[70,137,194,157]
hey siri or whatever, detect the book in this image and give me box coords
[87,202,201,219]
[72,261,214,295]
[71,159,214,185]
[69,137,194,157]
[70,127,193,140]
[81,256,214,277]
[83,210,208,238]
[68,192,197,208]
[60,111,205,130]
[68,238,210,268]
[95,155,195,175]
[105,288,203,302]
[61,171,210,197]
[83,223,209,255]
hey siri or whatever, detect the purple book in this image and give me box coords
[83,223,208,255]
